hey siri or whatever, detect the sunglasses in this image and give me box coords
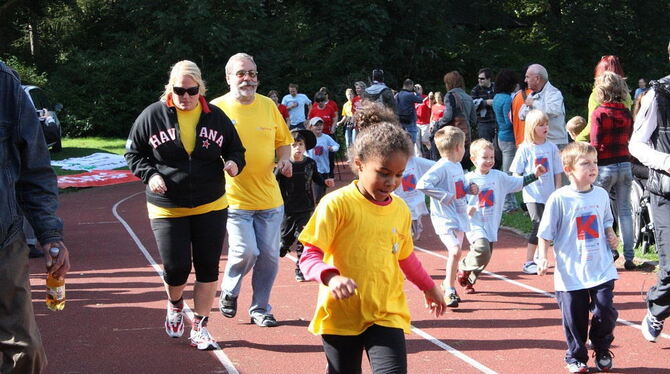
[478,77,487,80]
[173,86,200,96]
[234,70,258,78]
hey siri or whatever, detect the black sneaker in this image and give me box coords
[624,260,636,270]
[295,269,306,282]
[445,291,459,308]
[279,246,289,258]
[219,294,237,318]
[594,349,614,372]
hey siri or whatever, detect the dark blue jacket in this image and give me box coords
[395,89,423,124]
[0,60,63,247]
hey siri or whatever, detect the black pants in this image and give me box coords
[526,202,545,245]
[322,324,407,374]
[648,193,670,320]
[555,280,617,364]
[280,211,311,269]
[150,209,227,286]
[312,173,330,204]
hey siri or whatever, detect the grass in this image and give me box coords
[51,137,127,176]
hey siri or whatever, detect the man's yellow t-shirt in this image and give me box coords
[298,181,414,336]
[210,93,293,210]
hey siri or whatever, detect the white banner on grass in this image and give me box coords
[51,152,127,171]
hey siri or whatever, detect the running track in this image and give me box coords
[29,172,670,373]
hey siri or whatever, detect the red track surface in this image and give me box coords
[30,170,670,374]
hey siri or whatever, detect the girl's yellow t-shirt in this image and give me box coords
[298,181,414,336]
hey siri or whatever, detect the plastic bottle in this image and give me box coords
[45,247,65,311]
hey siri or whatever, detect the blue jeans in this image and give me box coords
[595,162,634,261]
[221,206,284,315]
[344,126,357,149]
[401,122,418,144]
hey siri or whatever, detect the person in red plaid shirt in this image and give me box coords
[590,71,636,270]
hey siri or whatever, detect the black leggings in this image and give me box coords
[526,203,545,245]
[150,209,227,286]
[322,324,407,374]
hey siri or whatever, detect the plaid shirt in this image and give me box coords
[590,102,633,165]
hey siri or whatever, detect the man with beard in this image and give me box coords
[211,53,294,327]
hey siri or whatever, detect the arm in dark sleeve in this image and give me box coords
[437,94,455,128]
[220,114,246,173]
[13,79,63,244]
[125,109,158,184]
[312,164,327,187]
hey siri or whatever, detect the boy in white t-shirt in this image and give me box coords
[417,127,478,308]
[536,142,619,373]
[457,139,546,293]
[393,149,435,241]
[306,117,340,203]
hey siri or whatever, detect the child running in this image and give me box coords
[509,110,563,274]
[298,106,447,374]
[536,142,619,373]
[276,128,334,282]
[457,139,546,293]
[393,148,436,241]
[306,116,340,203]
[417,126,479,308]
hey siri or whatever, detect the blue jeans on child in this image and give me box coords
[220,206,284,316]
[595,162,634,261]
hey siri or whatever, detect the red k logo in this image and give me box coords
[478,188,494,208]
[577,214,599,240]
[402,174,417,192]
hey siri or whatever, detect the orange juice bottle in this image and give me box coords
[45,247,65,311]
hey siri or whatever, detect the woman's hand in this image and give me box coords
[423,285,447,317]
[148,174,167,195]
[224,160,239,177]
[327,275,358,300]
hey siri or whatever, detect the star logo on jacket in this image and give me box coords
[202,139,210,149]
[534,157,549,170]
[401,174,417,191]
[576,214,599,241]
[478,188,494,208]
[455,180,466,199]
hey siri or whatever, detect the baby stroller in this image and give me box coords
[630,163,655,253]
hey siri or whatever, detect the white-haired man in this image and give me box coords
[211,53,293,327]
[519,64,568,147]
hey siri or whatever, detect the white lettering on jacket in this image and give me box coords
[149,128,177,148]
[199,127,224,147]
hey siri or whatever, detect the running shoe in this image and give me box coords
[457,270,471,287]
[295,269,306,282]
[464,283,475,294]
[189,319,219,350]
[594,349,614,372]
[445,291,459,308]
[642,310,665,342]
[250,312,279,327]
[566,361,588,373]
[219,293,237,318]
[522,261,538,274]
[165,302,184,338]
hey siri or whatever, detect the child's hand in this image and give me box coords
[223,160,239,177]
[327,275,358,300]
[606,229,619,250]
[536,257,548,276]
[328,146,334,152]
[423,285,447,317]
[468,182,479,195]
[534,164,547,178]
[467,206,477,217]
[325,178,335,187]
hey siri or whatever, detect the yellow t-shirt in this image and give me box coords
[342,100,353,117]
[176,102,202,154]
[298,181,414,336]
[210,93,293,210]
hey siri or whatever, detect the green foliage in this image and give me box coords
[2,0,669,137]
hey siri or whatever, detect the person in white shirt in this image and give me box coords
[519,64,568,147]
[536,142,619,373]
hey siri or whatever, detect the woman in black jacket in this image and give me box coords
[125,60,245,350]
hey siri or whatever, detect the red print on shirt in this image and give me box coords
[402,174,417,192]
[478,188,494,207]
[455,180,466,199]
[577,214,599,240]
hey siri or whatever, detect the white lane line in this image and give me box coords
[414,245,670,340]
[112,192,240,374]
[284,255,497,373]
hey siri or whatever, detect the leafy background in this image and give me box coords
[2,0,668,138]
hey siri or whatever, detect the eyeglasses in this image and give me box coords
[234,70,258,78]
[478,77,487,81]
[173,86,199,96]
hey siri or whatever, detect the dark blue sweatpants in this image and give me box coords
[555,280,617,364]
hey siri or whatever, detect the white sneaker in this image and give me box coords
[522,261,538,274]
[164,302,184,338]
[190,319,219,350]
[566,361,588,373]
